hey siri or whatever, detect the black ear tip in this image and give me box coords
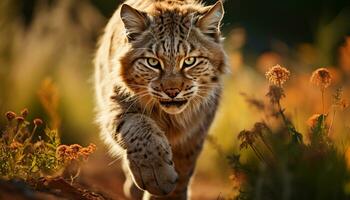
[121,4,131,13]
[216,0,223,5]
[121,4,131,9]
[214,1,224,11]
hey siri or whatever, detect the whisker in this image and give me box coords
[122,93,150,115]
[139,98,153,123]
[133,47,153,51]
[119,91,149,103]
[127,84,149,89]
[148,101,156,118]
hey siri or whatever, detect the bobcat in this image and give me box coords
[94,0,227,199]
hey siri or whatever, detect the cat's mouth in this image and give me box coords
[159,100,188,107]
[158,99,188,114]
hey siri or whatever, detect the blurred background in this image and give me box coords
[0,0,350,199]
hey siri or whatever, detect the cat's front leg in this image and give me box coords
[115,113,178,196]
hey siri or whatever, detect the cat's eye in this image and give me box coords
[146,58,161,69]
[183,57,197,68]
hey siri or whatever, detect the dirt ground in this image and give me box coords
[78,147,230,200]
[0,145,229,200]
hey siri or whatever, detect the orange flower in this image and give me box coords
[310,68,332,89]
[20,109,28,118]
[5,111,16,121]
[265,64,290,87]
[79,143,97,159]
[33,118,43,126]
[15,117,25,123]
[56,145,70,160]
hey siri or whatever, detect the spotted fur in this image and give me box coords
[94,0,227,199]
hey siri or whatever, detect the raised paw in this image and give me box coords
[126,134,178,196]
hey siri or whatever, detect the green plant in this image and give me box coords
[228,65,350,200]
[0,109,96,182]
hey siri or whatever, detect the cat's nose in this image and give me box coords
[164,88,180,98]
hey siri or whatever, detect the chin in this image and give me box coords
[159,100,189,114]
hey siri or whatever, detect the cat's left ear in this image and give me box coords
[120,4,150,41]
[196,1,224,36]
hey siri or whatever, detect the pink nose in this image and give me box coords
[164,88,180,98]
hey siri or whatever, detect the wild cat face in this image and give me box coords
[120,1,227,114]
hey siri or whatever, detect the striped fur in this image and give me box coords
[94,0,227,199]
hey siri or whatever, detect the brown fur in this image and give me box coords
[94,0,227,199]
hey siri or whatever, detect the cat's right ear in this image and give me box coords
[120,4,150,42]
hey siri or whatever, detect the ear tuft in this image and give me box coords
[196,1,224,37]
[120,4,149,41]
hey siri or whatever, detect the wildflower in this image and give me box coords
[266,85,285,104]
[310,68,332,89]
[57,144,79,161]
[20,109,28,118]
[265,64,290,87]
[79,143,97,159]
[87,143,96,152]
[253,122,268,136]
[238,129,268,164]
[310,68,332,114]
[238,130,256,150]
[33,118,43,126]
[56,145,69,159]
[16,117,25,123]
[70,144,82,154]
[67,144,81,160]
[5,111,16,121]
